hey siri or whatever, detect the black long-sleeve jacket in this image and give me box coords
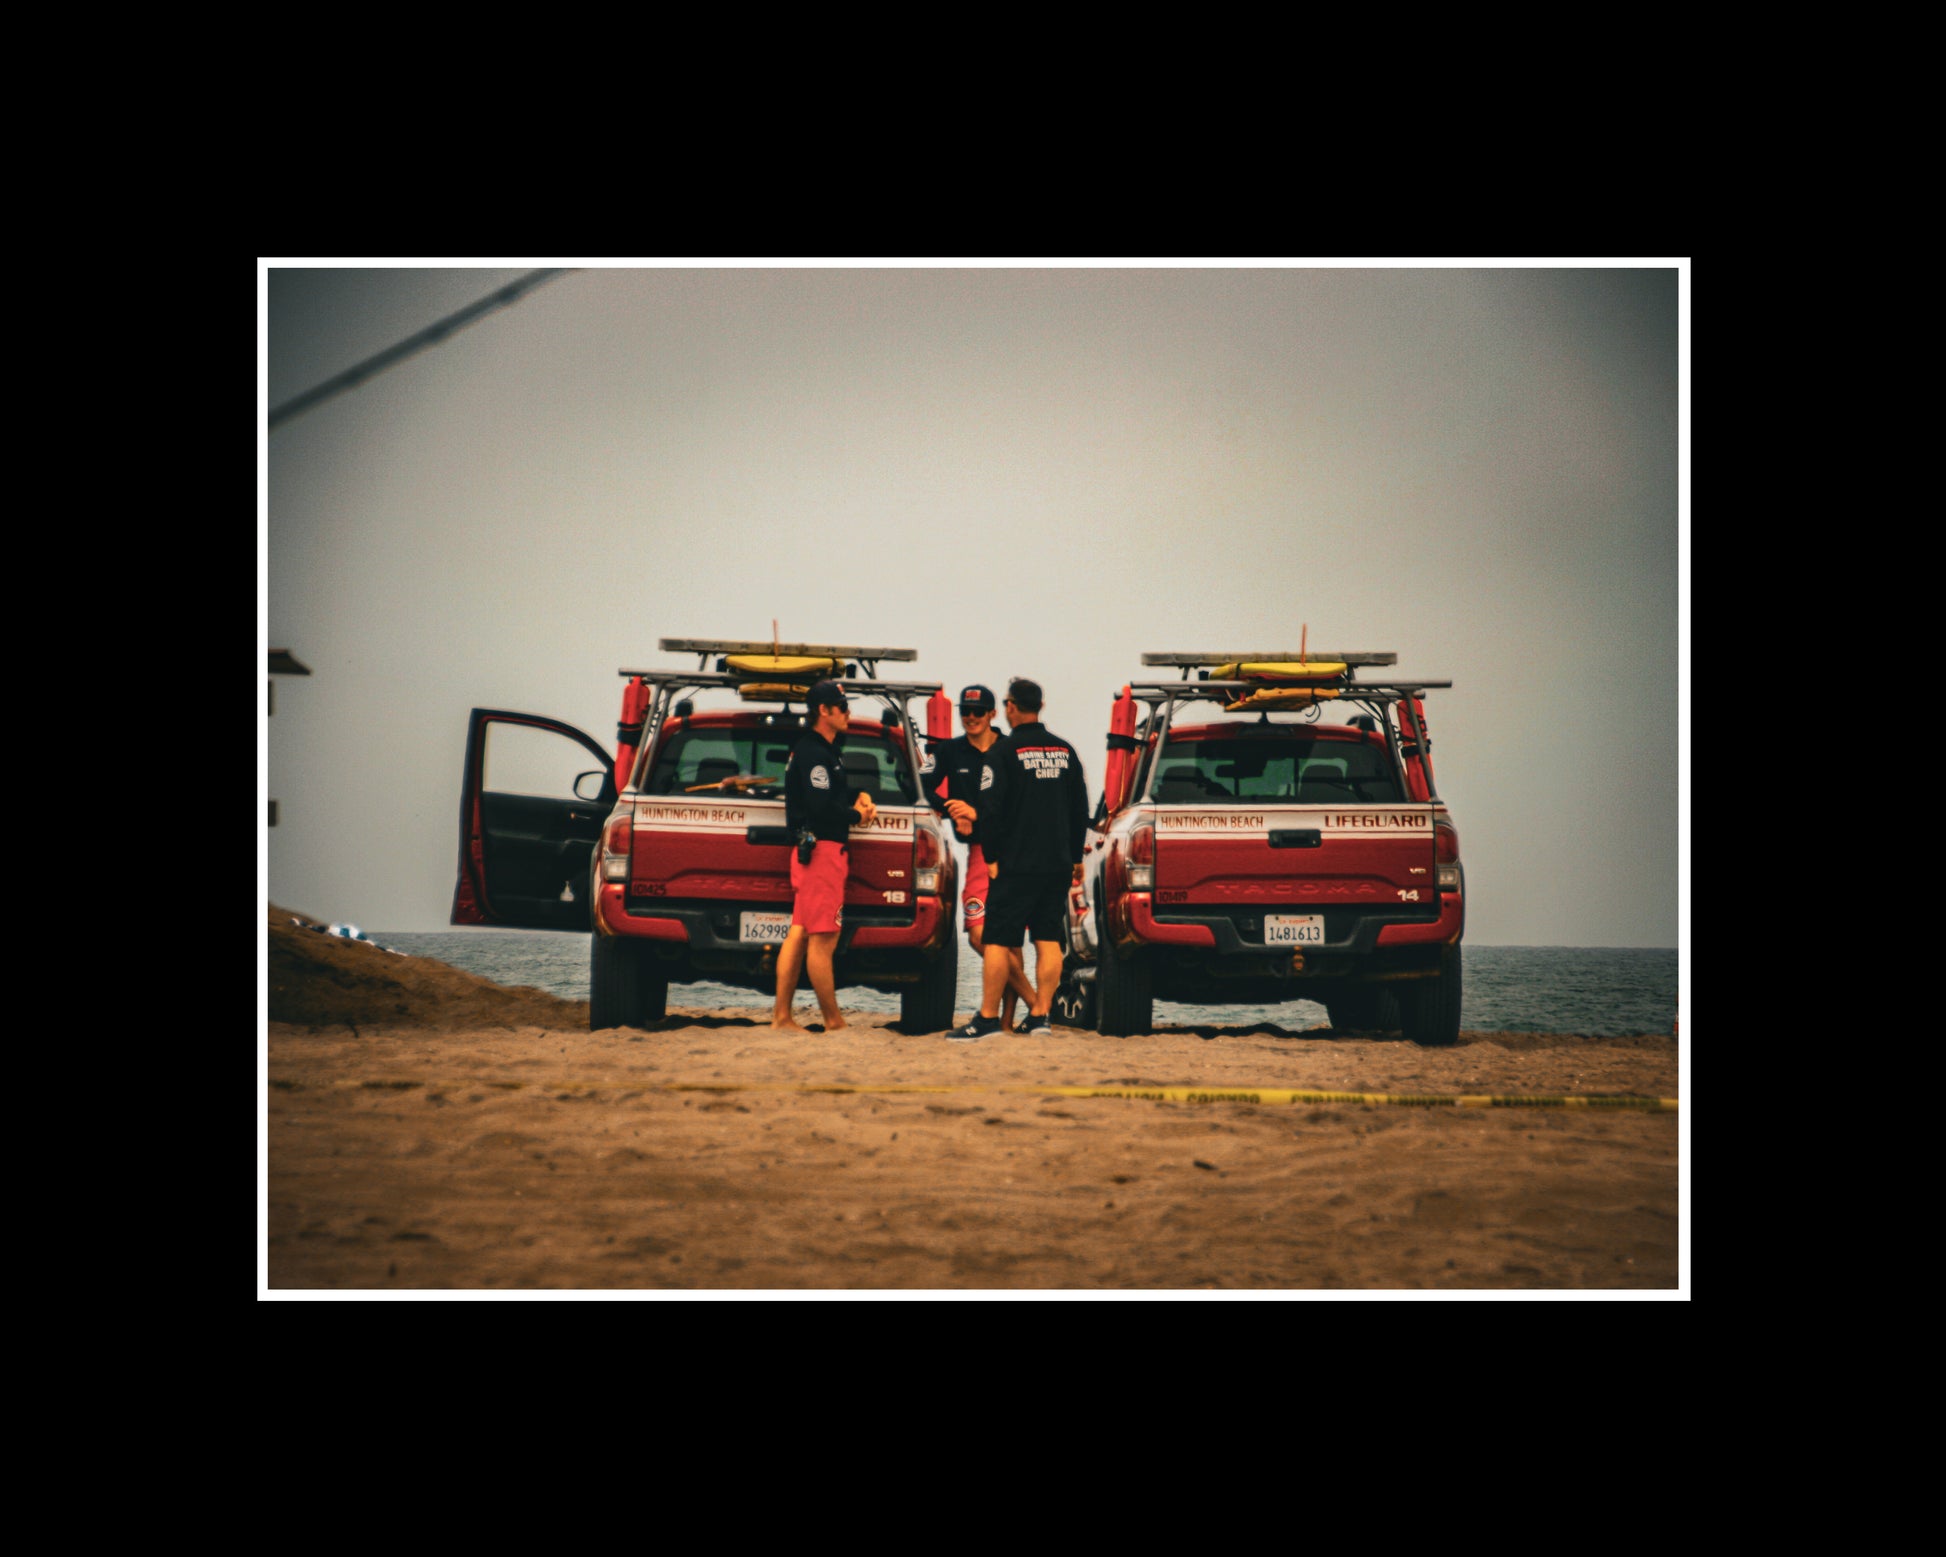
[784,729,865,843]
[977,722,1088,874]
[923,734,998,849]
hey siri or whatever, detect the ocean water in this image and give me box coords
[372,931,1677,1037]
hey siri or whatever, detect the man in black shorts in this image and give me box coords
[926,682,1035,1030]
[951,677,1088,1040]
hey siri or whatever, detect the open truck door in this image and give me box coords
[452,708,616,930]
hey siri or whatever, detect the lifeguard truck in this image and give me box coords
[1057,650,1464,1044]
[451,639,962,1032]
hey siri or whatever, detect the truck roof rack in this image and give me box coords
[615,670,943,792]
[657,636,916,675]
[618,668,937,696]
[1121,679,1450,802]
[1140,650,1398,669]
[1128,679,1449,701]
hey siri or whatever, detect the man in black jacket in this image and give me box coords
[952,677,1088,1040]
[773,681,876,1034]
[926,682,1035,1030]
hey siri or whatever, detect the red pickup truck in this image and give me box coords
[1057,651,1464,1045]
[452,639,961,1032]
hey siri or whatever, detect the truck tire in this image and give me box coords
[900,920,959,1034]
[1327,986,1401,1032]
[590,932,668,1030]
[1095,901,1153,1037]
[1400,943,1462,1047]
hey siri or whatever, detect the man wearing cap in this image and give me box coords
[925,684,1035,1030]
[952,677,1088,1040]
[773,680,876,1035]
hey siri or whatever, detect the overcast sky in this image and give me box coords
[260,261,1685,946]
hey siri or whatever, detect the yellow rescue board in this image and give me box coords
[1223,687,1343,711]
[1211,661,1349,683]
[725,654,839,678]
[737,682,817,702]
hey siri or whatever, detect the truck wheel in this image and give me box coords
[1095,909,1153,1037]
[591,933,668,1030]
[1327,987,1401,1032]
[901,920,959,1034]
[1400,944,1462,1047]
[1327,988,1379,1031]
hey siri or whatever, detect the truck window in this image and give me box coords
[1155,736,1402,804]
[645,726,918,803]
[836,739,919,804]
[645,730,799,794]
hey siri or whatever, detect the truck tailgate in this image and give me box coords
[1154,805,1437,906]
[630,797,919,910]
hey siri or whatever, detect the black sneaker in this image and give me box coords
[1020,1013,1053,1036]
[949,1014,1002,1042]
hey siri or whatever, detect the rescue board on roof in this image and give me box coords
[724,654,840,679]
[1223,686,1345,711]
[1209,661,1350,684]
[724,653,838,702]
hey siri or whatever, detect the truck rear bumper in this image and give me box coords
[1113,888,1464,1002]
[597,883,946,955]
[1123,890,1463,958]
[597,885,688,939]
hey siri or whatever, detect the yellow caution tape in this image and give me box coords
[271,1078,1676,1112]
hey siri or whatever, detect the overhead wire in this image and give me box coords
[269,268,574,430]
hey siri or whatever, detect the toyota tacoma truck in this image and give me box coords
[1055,650,1464,1045]
[451,638,961,1032]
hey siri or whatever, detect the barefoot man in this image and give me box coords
[772,680,876,1034]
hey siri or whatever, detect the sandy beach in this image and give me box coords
[265,909,1682,1292]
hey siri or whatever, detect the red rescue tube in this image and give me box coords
[1103,684,1137,814]
[926,688,953,802]
[615,676,649,791]
[1399,696,1434,801]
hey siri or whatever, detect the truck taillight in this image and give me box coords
[1128,821,1154,892]
[914,827,942,895]
[601,808,633,882]
[1434,818,1461,890]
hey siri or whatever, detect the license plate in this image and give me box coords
[739,911,791,943]
[1265,913,1325,946]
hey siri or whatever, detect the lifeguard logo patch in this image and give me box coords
[980,766,994,790]
[810,765,830,789]
[921,751,936,775]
